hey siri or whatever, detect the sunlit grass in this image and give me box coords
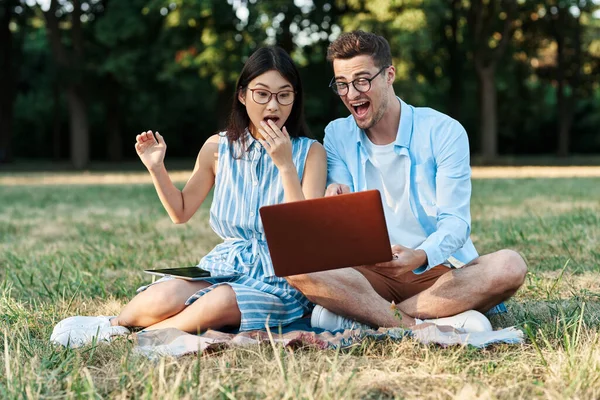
[1,178,600,398]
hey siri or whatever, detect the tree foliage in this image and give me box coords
[1,0,600,167]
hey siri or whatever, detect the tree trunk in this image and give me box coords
[446,0,463,120]
[555,42,570,158]
[468,0,516,161]
[0,0,17,163]
[478,66,497,160]
[216,84,233,130]
[278,12,294,54]
[44,0,90,169]
[52,83,62,160]
[554,10,581,158]
[66,86,89,169]
[556,91,571,158]
[105,76,122,161]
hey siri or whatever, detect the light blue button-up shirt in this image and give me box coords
[323,97,479,273]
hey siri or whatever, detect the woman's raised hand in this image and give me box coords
[258,120,294,172]
[135,130,167,171]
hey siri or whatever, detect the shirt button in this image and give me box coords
[250,211,255,217]
[253,181,258,186]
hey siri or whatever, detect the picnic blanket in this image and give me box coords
[134,317,524,360]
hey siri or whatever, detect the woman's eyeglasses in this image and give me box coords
[248,88,296,105]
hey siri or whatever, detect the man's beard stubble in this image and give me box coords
[358,92,388,131]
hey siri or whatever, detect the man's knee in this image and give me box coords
[490,249,527,292]
[285,272,335,303]
[286,273,317,295]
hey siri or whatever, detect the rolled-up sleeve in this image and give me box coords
[323,125,354,190]
[414,120,472,273]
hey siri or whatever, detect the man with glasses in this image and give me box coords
[285,31,528,332]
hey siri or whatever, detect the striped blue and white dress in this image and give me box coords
[140,132,316,331]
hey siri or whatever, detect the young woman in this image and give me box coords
[51,46,326,346]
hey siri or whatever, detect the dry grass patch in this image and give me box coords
[2,177,600,398]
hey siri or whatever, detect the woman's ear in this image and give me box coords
[238,88,246,106]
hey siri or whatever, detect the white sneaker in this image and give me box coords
[50,316,130,348]
[310,305,372,332]
[416,310,492,333]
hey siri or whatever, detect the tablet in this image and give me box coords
[260,190,392,277]
[143,267,211,281]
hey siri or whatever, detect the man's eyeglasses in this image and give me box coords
[329,66,390,96]
[248,88,296,105]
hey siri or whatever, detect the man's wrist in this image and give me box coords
[413,249,428,269]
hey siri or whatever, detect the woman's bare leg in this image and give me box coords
[111,279,211,328]
[143,285,241,334]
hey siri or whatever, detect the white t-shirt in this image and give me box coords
[363,138,427,249]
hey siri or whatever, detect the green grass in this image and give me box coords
[1,178,600,399]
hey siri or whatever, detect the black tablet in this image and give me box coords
[143,267,211,281]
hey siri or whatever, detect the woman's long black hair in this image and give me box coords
[226,46,310,155]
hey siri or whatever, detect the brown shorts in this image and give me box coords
[354,265,450,304]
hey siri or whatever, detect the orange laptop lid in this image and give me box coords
[259,190,392,277]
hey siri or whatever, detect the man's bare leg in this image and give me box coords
[398,249,527,319]
[286,268,415,328]
[287,249,526,327]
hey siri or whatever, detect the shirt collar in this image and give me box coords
[244,128,261,151]
[356,97,413,149]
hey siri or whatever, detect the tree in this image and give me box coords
[411,0,468,120]
[0,0,25,163]
[536,1,598,156]
[444,0,465,121]
[467,0,519,161]
[42,0,90,168]
[92,0,166,161]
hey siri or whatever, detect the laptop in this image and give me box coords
[260,190,392,277]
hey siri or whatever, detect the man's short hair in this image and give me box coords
[326,30,392,68]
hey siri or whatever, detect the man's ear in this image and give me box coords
[386,66,396,85]
[238,88,246,106]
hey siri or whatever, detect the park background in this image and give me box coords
[1,0,600,169]
[3,1,600,399]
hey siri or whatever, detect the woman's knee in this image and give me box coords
[208,285,238,306]
[200,285,241,325]
[137,280,192,315]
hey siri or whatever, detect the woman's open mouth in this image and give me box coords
[263,117,280,125]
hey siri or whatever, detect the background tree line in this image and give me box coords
[0,0,599,168]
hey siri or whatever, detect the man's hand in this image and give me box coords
[325,183,350,197]
[371,244,428,278]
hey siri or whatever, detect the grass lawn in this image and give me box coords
[1,177,600,399]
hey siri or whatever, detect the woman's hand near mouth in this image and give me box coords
[258,119,294,173]
[258,119,307,204]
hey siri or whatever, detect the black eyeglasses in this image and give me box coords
[329,66,389,96]
[248,88,296,105]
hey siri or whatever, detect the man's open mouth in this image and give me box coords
[352,101,370,118]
